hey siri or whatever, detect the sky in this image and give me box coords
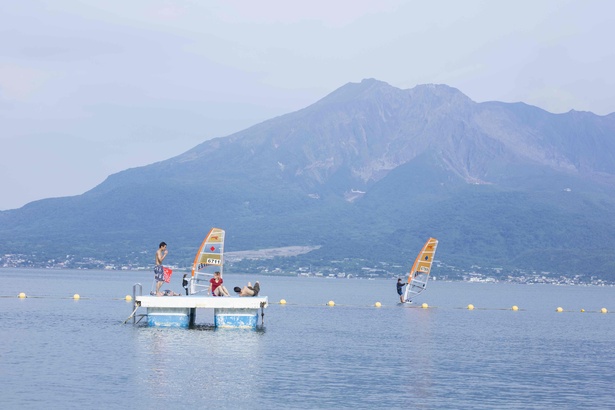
[1,0,614,210]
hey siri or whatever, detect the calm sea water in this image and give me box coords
[1,268,613,409]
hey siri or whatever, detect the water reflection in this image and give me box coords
[133,322,266,406]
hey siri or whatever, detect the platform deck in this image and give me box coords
[135,295,268,309]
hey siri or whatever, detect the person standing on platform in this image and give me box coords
[153,242,168,296]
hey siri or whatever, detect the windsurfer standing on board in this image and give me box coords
[154,242,168,296]
[397,278,406,303]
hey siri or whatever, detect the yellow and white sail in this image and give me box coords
[404,237,438,303]
[189,227,225,294]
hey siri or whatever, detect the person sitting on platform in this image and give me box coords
[234,281,260,297]
[208,271,230,296]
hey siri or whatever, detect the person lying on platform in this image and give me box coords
[234,281,260,297]
[162,289,182,296]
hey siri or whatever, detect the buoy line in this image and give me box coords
[2,294,121,300]
[3,294,611,313]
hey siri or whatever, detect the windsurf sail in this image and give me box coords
[189,227,225,295]
[404,237,438,303]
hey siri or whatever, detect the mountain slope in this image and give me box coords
[2,79,615,279]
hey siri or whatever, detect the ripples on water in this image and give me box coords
[1,269,613,409]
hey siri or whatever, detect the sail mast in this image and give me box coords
[191,227,212,277]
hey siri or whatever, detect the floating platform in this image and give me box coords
[130,292,268,329]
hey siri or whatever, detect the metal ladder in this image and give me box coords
[123,283,147,324]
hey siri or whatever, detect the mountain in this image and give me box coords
[2,79,615,280]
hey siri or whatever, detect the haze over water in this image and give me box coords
[1,269,613,409]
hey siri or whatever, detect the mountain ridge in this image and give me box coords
[2,79,615,280]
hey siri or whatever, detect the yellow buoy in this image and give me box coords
[512,305,519,311]
[125,295,132,301]
[279,299,287,305]
[374,302,382,308]
[421,303,428,309]
[580,309,585,312]
[601,307,608,314]
[73,294,80,300]
[327,300,335,307]
[556,307,563,312]
[467,304,474,310]
[18,292,27,299]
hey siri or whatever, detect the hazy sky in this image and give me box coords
[1,0,613,210]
